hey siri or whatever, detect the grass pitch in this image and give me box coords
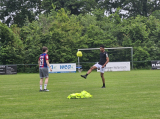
[0,70,160,119]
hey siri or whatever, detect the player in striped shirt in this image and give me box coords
[38,46,52,92]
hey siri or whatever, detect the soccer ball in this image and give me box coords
[77,51,82,57]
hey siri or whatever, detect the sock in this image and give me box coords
[85,74,88,76]
[44,84,47,89]
[40,85,42,90]
[103,83,105,87]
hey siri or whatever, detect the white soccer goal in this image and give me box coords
[77,47,133,69]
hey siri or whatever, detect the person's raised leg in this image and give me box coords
[101,73,105,88]
[81,66,97,79]
[87,66,97,75]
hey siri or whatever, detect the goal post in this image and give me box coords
[77,47,133,70]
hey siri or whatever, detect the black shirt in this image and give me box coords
[98,51,108,65]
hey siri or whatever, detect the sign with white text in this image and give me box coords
[0,65,17,75]
[97,62,130,72]
[49,63,76,73]
[151,61,160,69]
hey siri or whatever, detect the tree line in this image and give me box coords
[0,0,160,71]
[1,0,160,27]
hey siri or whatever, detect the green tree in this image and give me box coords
[3,6,160,70]
[151,10,160,20]
[42,0,99,15]
[101,0,160,18]
[145,15,160,60]
[20,21,42,64]
[0,0,42,27]
[0,22,24,64]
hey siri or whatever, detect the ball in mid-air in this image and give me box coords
[77,51,82,57]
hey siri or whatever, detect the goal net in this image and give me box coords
[77,47,133,71]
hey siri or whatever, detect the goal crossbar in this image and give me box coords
[78,47,133,69]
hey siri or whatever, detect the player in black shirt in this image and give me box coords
[81,45,109,88]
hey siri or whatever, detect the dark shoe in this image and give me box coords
[101,86,106,88]
[43,89,49,92]
[81,75,87,79]
[39,89,43,92]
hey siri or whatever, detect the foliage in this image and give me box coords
[0,0,42,27]
[1,7,160,69]
[1,0,160,27]
[42,0,99,15]
[101,0,160,18]
[0,22,24,64]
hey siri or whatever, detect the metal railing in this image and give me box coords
[0,60,156,73]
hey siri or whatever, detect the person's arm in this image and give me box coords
[45,54,52,71]
[102,57,109,68]
[46,60,52,71]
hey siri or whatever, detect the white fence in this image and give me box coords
[97,62,130,72]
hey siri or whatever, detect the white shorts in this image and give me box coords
[94,63,105,73]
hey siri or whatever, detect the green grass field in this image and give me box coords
[0,70,160,119]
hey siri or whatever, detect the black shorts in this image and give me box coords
[39,68,49,78]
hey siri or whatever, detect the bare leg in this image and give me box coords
[45,77,49,84]
[101,73,105,87]
[40,78,43,85]
[81,66,97,79]
[40,78,43,90]
[87,66,97,74]
[44,77,49,90]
